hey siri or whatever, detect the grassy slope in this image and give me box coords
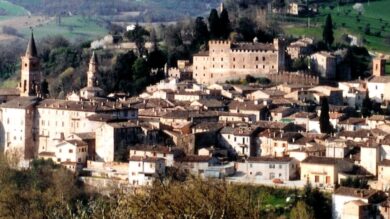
[0,0,28,15]
[0,0,107,41]
[284,0,390,53]
[18,16,107,41]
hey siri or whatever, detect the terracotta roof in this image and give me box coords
[176,155,212,163]
[368,115,389,121]
[338,117,366,125]
[232,42,276,51]
[368,76,390,83]
[301,156,344,165]
[247,156,293,163]
[0,88,20,96]
[129,156,165,162]
[292,112,316,119]
[379,160,390,166]
[192,122,225,131]
[87,114,126,122]
[38,151,55,157]
[193,99,225,108]
[130,145,183,154]
[38,99,136,112]
[334,187,383,200]
[163,110,219,119]
[229,100,267,111]
[345,200,369,206]
[64,139,88,147]
[74,132,95,140]
[107,121,139,128]
[1,96,39,108]
[339,130,372,139]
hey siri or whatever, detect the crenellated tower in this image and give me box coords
[20,31,41,97]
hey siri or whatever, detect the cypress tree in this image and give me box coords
[322,14,334,48]
[208,9,221,39]
[193,17,209,47]
[219,8,231,39]
[319,97,332,134]
[361,91,372,117]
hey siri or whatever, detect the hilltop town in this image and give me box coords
[0,1,390,219]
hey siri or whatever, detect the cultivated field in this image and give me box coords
[0,0,107,42]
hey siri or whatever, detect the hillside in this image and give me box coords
[283,0,390,53]
[8,0,220,22]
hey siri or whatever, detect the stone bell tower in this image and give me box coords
[87,51,98,87]
[80,51,104,99]
[20,31,41,97]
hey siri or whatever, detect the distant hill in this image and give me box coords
[8,0,220,22]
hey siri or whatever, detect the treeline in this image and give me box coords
[42,37,165,97]
[0,157,331,219]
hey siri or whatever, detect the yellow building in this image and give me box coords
[301,156,353,189]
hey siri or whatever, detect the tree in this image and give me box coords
[148,47,167,69]
[323,14,334,48]
[125,24,150,55]
[291,57,308,71]
[132,57,151,94]
[340,177,369,189]
[193,17,209,48]
[361,91,372,117]
[303,184,332,219]
[290,201,315,219]
[236,17,256,41]
[109,51,137,93]
[40,79,49,98]
[272,0,286,12]
[219,9,231,39]
[208,9,221,39]
[319,97,332,134]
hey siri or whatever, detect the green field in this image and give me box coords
[0,0,28,16]
[284,0,390,53]
[0,0,107,42]
[19,16,107,41]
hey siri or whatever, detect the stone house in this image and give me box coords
[128,156,166,186]
[236,156,299,181]
[332,187,386,219]
[301,156,354,189]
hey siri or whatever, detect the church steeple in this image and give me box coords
[19,29,41,97]
[220,1,225,13]
[25,31,38,57]
[80,51,104,100]
[87,51,98,87]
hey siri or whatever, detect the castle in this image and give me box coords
[193,38,285,84]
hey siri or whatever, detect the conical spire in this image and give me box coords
[90,51,98,65]
[25,29,38,57]
[220,1,225,13]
